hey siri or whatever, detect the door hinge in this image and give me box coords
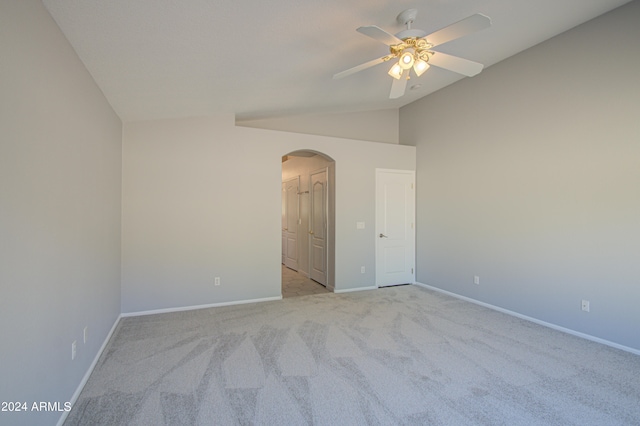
[411,268,414,274]
[411,183,414,189]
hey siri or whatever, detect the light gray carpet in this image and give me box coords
[65,285,640,425]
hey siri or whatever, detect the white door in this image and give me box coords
[283,177,300,270]
[281,182,286,264]
[376,169,415,287]
[309,168,328,285]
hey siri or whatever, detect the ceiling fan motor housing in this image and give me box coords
[395,9,427,41]
[395,29,427,40]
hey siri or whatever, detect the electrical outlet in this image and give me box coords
[71,341,77,360]
[83,327,88,344]
[214,277,221,286]
[361,266,365,274]
[474,276,480,285]
[581,300,590,312]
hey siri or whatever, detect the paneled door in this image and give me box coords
[283,176,300,271]
[281,182,286,264]
[309,168,328,285]
[375,169,415,287]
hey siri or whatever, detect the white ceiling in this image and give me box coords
[42,0,631,123]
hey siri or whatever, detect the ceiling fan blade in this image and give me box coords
[428,51,484,77]
[425,14,491,48]
[357,25,403,46]
[389,70,408,99]
[333,55,388,80]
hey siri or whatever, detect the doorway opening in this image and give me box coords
[281,150,335,298]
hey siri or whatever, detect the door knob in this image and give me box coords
[309,230,314,235]
[379,233,388,238]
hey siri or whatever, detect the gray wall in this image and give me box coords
[237,109,399,144]
[121,117,415,313]
[0,1,122,425]
[400,1,640,351]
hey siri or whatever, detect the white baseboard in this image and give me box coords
[413,281,640,356]
[57,314,122,426]
[334,285,378,294]
[121,295,283,318]
[59,295,283,424]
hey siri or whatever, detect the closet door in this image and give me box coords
[309,168,327,285]
[283,176,299,270]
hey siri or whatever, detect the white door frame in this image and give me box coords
[375,168,416,287]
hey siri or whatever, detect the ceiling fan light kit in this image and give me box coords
[388,63,403,79]
[333,9,491,99]
[413,59,429,77]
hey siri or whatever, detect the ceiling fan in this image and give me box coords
[333,9,491,99]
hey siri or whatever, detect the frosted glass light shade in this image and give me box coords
[413,59,430,77]
[388,63,403,79]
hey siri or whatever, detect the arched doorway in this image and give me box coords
[281,150,335,297]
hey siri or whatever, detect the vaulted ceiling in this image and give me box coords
[42,0,631,122]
